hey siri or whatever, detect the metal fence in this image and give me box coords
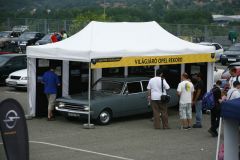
[1,17,240,47]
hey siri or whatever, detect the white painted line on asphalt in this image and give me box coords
[30,141,135,160]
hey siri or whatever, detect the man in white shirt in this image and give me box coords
[227,81,240,100]
[229,67,240,89]
[147,69,170,129]
[177,73,194,130]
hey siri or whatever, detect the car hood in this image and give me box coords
[224,50,240,55]
[36,39,51,45]
[56,91,117,104]
[18,38,33,42]
[9,69,27,77]
[0,37,11,42]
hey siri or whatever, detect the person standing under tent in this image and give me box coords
[147,69,170,129]
[177,73,194,130]
[192,73,205,128]
[42,66,60,121]
[208,80,222,137]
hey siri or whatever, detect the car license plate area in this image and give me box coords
[68,113,80,117]
[228,58,236,61]
[8,81,17,85]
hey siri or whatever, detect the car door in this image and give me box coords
[122,81,148,116]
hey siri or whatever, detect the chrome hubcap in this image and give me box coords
[100,112,110,123]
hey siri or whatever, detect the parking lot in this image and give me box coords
[0,85,221,160]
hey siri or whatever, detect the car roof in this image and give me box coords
[0,54,26,57]
[100,77,150,82]
[0,31,12,33]
[22,32,41,34]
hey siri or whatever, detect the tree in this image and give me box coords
[69,12,110,35]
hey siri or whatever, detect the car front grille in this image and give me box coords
[227,55,237,58]
[10,76,21,80]
[58,103,85,111]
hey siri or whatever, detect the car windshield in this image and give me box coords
[0,32,10,38]
[0,56,9,67]
[41,34,51,41]
[228,46,240,51]
[92,80,124,94]
[19,33,36,39]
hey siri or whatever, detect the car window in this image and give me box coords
[126,82,142,94]
[7,56,26,67]
[92,80,124,94]
[0,56,9,67]
[141,80,149,92]
[213,44,221,50]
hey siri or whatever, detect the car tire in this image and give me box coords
[64,115,76,121]
[97,109,112,125]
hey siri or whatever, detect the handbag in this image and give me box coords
[160,78,170,103]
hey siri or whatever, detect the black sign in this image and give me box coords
[0,99,29,160]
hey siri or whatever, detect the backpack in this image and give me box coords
[202,89,215,110]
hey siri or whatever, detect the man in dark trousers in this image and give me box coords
[42,66,60,121]
[208,80,222,137]
[192,73,205,128]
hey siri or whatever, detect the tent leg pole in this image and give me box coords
[83,62,95,129]
[215,117,222,160]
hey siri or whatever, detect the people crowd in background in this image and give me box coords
[50,30,68,43]
[147,67,240,138]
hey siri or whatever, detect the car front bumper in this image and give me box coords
[5,78,27,88]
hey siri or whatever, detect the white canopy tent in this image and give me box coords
[27,21,215,118]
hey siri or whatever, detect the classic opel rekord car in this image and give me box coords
[55,77,178,125]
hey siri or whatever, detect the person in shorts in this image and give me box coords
[42,66,60,121]
[177,73,194,130]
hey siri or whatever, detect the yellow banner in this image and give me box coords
[91,53,215,69]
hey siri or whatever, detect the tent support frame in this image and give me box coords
[83,62,95,129]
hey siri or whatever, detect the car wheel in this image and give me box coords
[64,115,76,121]
[97,109,112,125]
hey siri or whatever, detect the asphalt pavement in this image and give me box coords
[0,85,220,160]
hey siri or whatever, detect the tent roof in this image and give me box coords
[27,21,215,62]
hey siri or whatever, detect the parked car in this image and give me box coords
[55,77,179,125]
[11,32,45,52]
[5,69,27,90]
[35,33,53,45]
[0,31,21,50]
[221,62,240,79]
[0,54,26,84]
[199,42,224,61]
[220,43,240,65]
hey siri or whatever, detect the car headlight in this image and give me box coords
[83,106,90,111]
[58,102,65,108]
[21,77,28,80]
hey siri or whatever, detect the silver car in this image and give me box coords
[55,77,178,125]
